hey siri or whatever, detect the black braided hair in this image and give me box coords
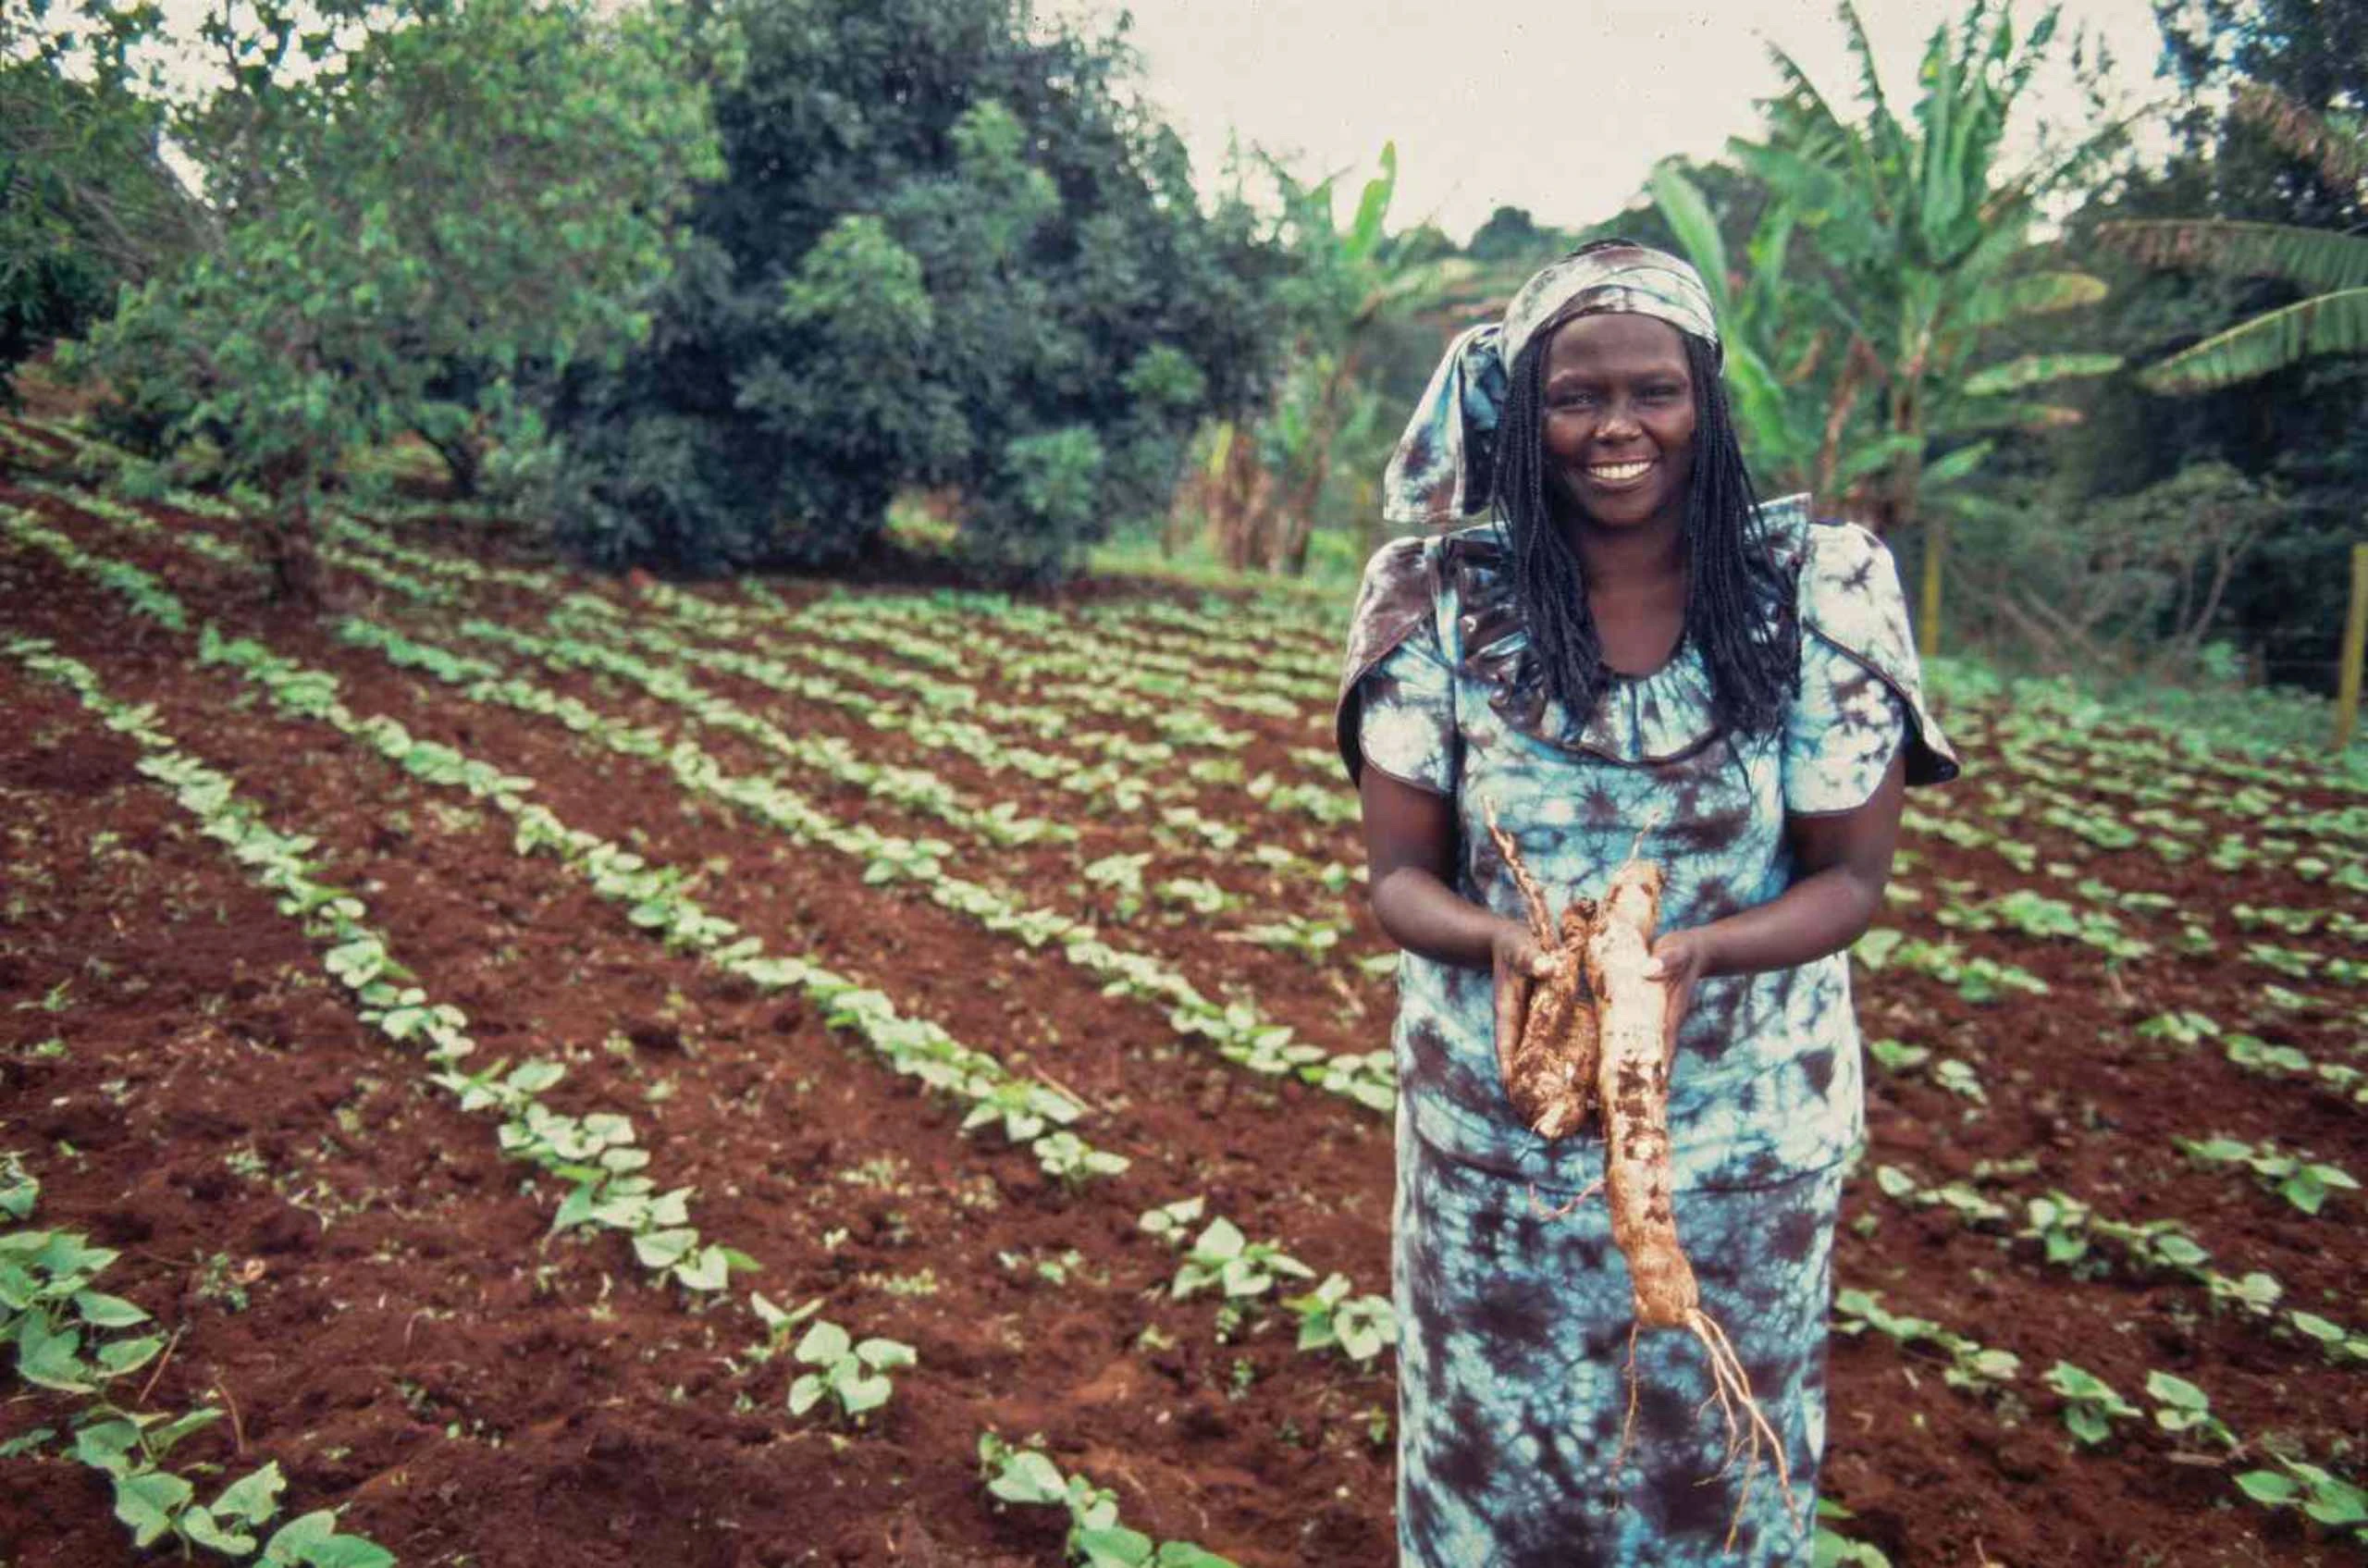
[1487,320,1798,742]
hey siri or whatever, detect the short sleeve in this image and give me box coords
[1784,639,1909,813]
[1783,521,1961,814]
[1357,635,1457,794]
[1335,536,1456,788]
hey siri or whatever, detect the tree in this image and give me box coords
[0,9,205,398]
[67,0,720,601]
[1720,0,2126,649]
[1465,204,1568,265]
[1204,144,1484,575]
[2094,88,2367,389]
[2049,0,2368,695]
[547,0,1288,582]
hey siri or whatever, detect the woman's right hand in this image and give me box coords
[1490,920,1559,1082]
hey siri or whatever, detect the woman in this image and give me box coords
[1337,240,1960,1566]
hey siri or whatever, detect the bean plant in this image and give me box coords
[979,1434,1238,1567]
[787,1320,917,1421]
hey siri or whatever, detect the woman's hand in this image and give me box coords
[1642,925,1723,1062]
[1490,920,1560,1082]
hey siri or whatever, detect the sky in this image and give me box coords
[1049,0,2177,241]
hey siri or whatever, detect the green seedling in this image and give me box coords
[1169,1218,1314,1303]
[2044,1361,2140,1446]
[787,1319,916,1420]
[1282,1274,1397,1364]
[2145,1370,2236,1449]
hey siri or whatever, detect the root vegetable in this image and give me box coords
[1486,821,1801,1551]
[1512,903,1600,1140]
[1485,806,1598,1142]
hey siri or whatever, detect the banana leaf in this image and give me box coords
[1961,352,2119,396]
[2137,287,2368,393]
[1961,270,2108,327]
[2095,221,2368,293]
[1830,431,1924,488]
[1649,164,1731,317]
[1920,438,1997,488]
[1930,397,2083,435]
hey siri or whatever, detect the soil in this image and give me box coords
[2,450,2363,1567]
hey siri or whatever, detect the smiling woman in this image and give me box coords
[1339,241,1962,1566]
[1539,313,1698,544]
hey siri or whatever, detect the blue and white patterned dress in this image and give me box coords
[1335,499,1959,1566]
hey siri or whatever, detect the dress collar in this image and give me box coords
[1444,501,1809,767]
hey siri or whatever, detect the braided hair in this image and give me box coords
[1487,317,1798,743]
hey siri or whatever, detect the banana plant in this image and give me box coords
[2095,86,2368,391]
[1717,1,2127,650]
[1210,142,1478,575]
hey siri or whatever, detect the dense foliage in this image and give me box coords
[56,0,720,599]
[0,12,203,397]
[546,0,1289,580]
[1981,0,2368,692]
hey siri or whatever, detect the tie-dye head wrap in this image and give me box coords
[1382,240,1721,525]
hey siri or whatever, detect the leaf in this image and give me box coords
[2278,1174,2328,1215]
[1959,352,2121,396]
[630,1228,697,1270]
[838,1371,892,1414]
[1154,1546,1241,1568]
[147,1407,227,1457]
[672,1246,731,1293]
[112,1469,195,1548]
[1077,1525,1157,1567]
[1960,269,2108,326]
[1916,438,1997,489]
[182,1503,260,1555]
[794,1320,851,1365]
[2302,1478,2368,1527]
[213,1460,289,1525]
[259,1510,395,1568]
[1648,163,1732,316]
[2144,1371,2208,1411]
[96,1332,167,1378]
[0,1426,54,1458]
[551,1178,601,1233]
[2288,1310,2343,1343]
[73,1418,143,1476]
[750,1293,820,1336]
[2097,220,2368,294]
[2137,286,2368,393]
[1192,1217,1245,1262]
[987,1449,1068,1506]
[2235,1469,2300,1504]
[857,1339,917,1371]
[18,1315,92,1392]
[786,1373,826,1416]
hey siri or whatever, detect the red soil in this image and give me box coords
[2,460,2363,1566]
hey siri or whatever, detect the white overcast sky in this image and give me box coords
[1050,0,2177,241]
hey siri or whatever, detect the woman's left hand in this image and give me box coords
[1642,926,1722,1062]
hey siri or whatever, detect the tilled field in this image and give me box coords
[3,423,2363,1567]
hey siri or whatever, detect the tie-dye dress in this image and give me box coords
[1335,500,1959,1567]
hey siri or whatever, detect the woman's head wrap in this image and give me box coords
[1382,240,1721,525]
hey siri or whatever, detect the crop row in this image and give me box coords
[2,1157,395,1565]
[3,625,756,1293]
[333,611,1397,1113]
[2,504,1127,1186]
[2,511,1407,1372]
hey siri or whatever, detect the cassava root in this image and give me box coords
[1484,806,1801,1551]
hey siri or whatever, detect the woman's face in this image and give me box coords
[1537,313,1696,536]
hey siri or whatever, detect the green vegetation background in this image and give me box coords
[2,0,2362,754]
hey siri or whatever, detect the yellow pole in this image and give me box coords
[1918,517,1945,661]
[2336,541,2368,755]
